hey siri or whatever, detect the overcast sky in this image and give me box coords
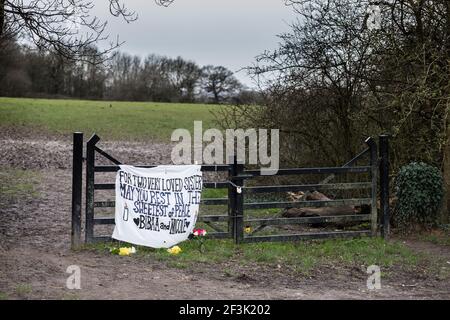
[91,0,296,88]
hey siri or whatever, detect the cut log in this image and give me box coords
[282,190,370,228]
[282,190,356,217]
[306,190,331,201]
[288,190,332,201]
[287,191,305,201]
[281,206,356,218]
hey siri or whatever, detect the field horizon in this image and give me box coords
[0,97,223,142]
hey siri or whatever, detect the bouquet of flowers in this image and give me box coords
[167,246,182,255]
[190,228,207,253]
[109,246,136,256]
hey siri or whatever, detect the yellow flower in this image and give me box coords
[244,226,252,234]
[118,247,131,256]
[167,246,182,255]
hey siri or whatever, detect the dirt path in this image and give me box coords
[1,136,449,299]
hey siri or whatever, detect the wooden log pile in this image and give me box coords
[281,191,369,218]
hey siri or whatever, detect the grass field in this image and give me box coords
[0,97,222,141]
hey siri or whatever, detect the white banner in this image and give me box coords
[112,165,203,248]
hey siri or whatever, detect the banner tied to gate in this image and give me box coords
[112,165,203,248]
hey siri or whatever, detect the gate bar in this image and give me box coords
[243,230,372,243]
[94,146,121,165]
[94,164,230,172]
[85,133,100,243]
[245,214,370,226]
[244,182,372,194]
[244,166,371,176]
[244,198,371,209]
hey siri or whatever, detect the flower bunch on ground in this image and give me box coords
[193,228,207,236]
[190,228,207,253]
[109,246,136,256]
[167,245,182,255]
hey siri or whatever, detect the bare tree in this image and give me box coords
[225,0,449,173]
[0,1,175,62]
[164,56,201,102]
[155,0,175,7]
[201,65,242,104]
[248,0,375,165]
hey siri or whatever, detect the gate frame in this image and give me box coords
[229,137,379,244]
[71,133,391,249]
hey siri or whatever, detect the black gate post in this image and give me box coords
[85,134,100,243]
[365,137,378,236]
[379,134,390,239]
[230,156,244,244]
[228,156,237,239]
[71,132,83,249]
[235,161,244,244]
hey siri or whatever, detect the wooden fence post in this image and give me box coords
[71,132,83,249]
[379,134,390,239]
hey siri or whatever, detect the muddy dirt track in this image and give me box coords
[1,131,450,299]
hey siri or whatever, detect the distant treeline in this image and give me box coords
[0,40,260,104]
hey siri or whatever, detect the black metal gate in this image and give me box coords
[71,133,390,248]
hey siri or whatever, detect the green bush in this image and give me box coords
[394,162,444,230]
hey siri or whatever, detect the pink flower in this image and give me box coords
[193,228,207,237]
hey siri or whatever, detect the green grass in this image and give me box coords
[0,167,40,203]
[202,188,227,199]
[87,237,425,276]
[0,97,222,141]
